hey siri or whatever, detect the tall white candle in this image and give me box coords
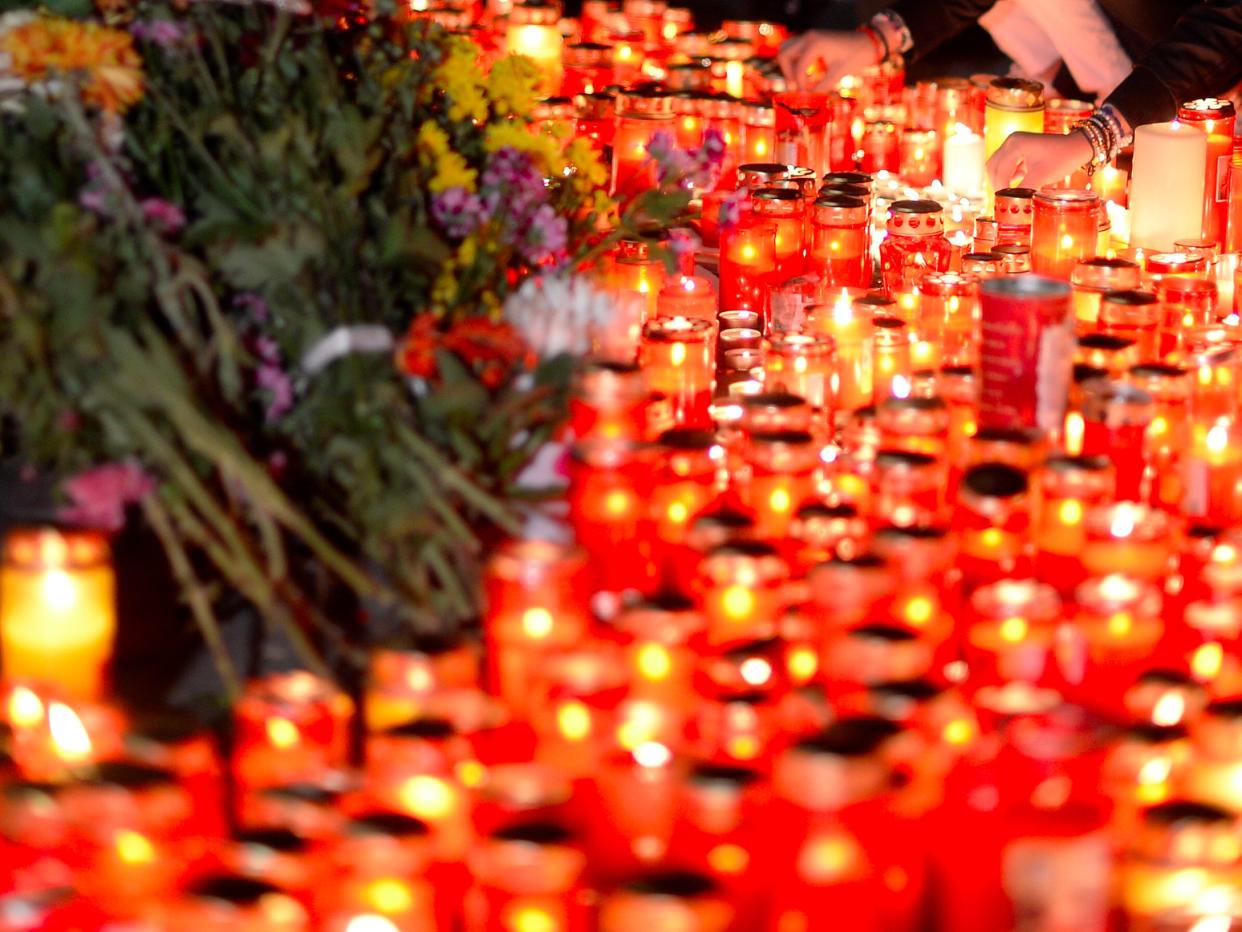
[942,124,985,197]
[1130,122,1207,251]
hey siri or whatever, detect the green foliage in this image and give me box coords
[0,1,692,692]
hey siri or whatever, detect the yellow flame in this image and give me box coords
[522,606,554,639]
[48,701,91,763]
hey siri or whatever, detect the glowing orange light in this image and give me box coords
[455,759,486,788]
[636,643,672,680]
[114,829,155,865]
[904,596,934,626]
[999,617,1028,643]
[708,843,749,874]
[399,775,455,821]
[7,685,44,729]
[48,701,91,763]
[942,718,975,746]
[1192,642,1224,681]
[522,607,554,639]
[604,489,635,517]
[720,585,756,621]
[506,906,559,932]
[769,487,792,513]
[557,700,592,742]
[787,646,818,682]
[739,657,772,686]
[265,716,300,750]
[365,878,414,915]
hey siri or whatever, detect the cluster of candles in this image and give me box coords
[5,2,1242,930]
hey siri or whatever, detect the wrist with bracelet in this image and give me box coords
[857,23,888,64]
[1072,104,1133,177]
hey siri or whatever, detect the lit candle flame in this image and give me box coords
[892,375,911,399]
[48,701,92,764]
[1109,505,1138,539]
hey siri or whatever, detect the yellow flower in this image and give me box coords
[565,138,608,190]
[0,15,144,113]
[435,36,486,124]
[456,236,477,268]
[431,267,458,308]
[484,121,564,176]
[417,122,477,193]
[486,55,539,118]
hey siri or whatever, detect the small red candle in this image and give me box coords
[764,333,835,417]
[568,438,659,594]
[859,121,899,174]
[773,91,831,176]
[744,430,820,541]
[650,428,722,551]
[810,194,870,289]
[719,218,777,318]
[899,129,940,187]
[1031,189,1100,280]
[742,101,776,164]
[751,187,806,281]
[1078,378,1155,500]
[612,89,675,198]
[1178,98,1236,249]
[657,275,718,322]
[642,315,714,429]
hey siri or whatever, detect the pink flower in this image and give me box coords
[131,20,186,48]
[60,461,156,531]
[140,197,186,235]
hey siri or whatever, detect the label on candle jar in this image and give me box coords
[979,278,1073,434]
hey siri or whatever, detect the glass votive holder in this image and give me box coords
[567,439,659,593]
[899,128,939,187]
[1082,502,1173,582]
[600,871,732,932]
[916,270,980,367]
[740,392,814,434]
[1098,290,1161,360]
[699,540,788,647]
[1073,574,1163,667]
[773,91,831,176]
[873,315,912,401]
[571,361,648,442]
[466,822,588,932]
[806,553,897,632]
[967,579,1060,686]
[743,430,820,539]
[1033,454,1115,590]
[962,251,1002,278]
[764,333,835,418]
[1031,189,1099,280]
[1119,801,1242,929]
[859,121,900,174]
[955,462,1031,585]
[642,316,715,429]
[232,672,353,792]
[1076,333,1139,376]
[154,875,309,931]
[1078,378,1154,500]
[483,539,591,719]
[877,395,950,461]
[752,187,806,282]
[364,635,480,733]
[719,219,778,319]
[810,195,871,289]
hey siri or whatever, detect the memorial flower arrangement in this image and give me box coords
[0,0,694,690]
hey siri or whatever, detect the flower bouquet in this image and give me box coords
[0,0,694,693]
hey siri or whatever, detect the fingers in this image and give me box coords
[986,137,1025,190]
[789,44,825,90]
[776,36,806,83]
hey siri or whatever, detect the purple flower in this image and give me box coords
[78,187,109,214]
[481,147,548,220]
[669,226,701,259]
[256,361,294,422]
[431,186,488,238]
[140,198,186,235]
[131,19,186,48]
[521,204,568,265]
[234,292,270,322]
[718,191,747,231]
[60,461,156,531]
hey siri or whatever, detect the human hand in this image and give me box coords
[777,30,880,92]
[987,130,1094,190]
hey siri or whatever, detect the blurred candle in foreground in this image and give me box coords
[1178,98,1236,250]
[505,1,565,95]
[1,527,115,701]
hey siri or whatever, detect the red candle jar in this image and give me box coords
[737,162,817,197]
[1081,502,1173,583]
[872,315,912,401]
[561,41,613,96]
[773,91,831,176]
[154,875,309,931]
[978,275,1074,435]
[363,635,479,733]
[994,187,1035,247]
[810,194,870,289]
[650,428,721,553]
[966,579,1060,687]
[699,540,788,647]
[1065,574,1164,715]
[466,822,588,932]
[530,647,628,778]
[1079,378,1155,500]
[571,361,648,442]
[879,200,952,298]
[233,672,353,792]
[612,88,674,199]
[719,218,777,318]
[899,129,939,186]
[614,592,705,745]
[642,316,714,429]
[1178,98,1236,250]
[612,253,667,323]
[752,187,806,281]
[962,251,1003,278]
[744,430,820,540]
[1158,277,1218,355]
[1033,454,1115,595]
[1031,189,1100,280]
[657,275,718,322]
[318,812,438,931]
[877,394,950,460]
[483,539,591,720]
[672,91,706,150]
[872,449,948,529]
[741,101,776,165]
[934,76,978,135]
[764,333,835,417]
[955,462,1032,590]
[807,553,898,634]
[600,871,732,931]
[575,90,615,152]
[567,438,659,594]
[1129,362,1191,511]
[790,502,869,571]
[916,271,980,368]
[859,121,899,174]
[1071,257,1143,329]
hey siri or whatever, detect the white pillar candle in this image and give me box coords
[1130,122,1207,251]
[942,124,985,197]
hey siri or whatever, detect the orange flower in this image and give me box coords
[0,16,144,113]
[397,315,528,389]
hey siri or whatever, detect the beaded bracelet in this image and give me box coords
[1073,115,1113,176]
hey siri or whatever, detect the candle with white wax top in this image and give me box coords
[942,124,985,197]
[1129,122,1208,251]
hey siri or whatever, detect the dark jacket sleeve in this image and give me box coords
[1103,0,1242,127]
[893,0,999,60]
